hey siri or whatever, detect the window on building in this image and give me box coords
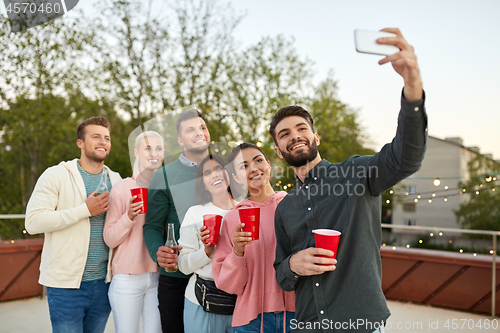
[403,219,416,226]
[403,203,416,212]
[407,185,417,194]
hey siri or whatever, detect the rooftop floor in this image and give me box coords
[0,297,496,333]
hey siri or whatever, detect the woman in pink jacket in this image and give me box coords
[103,131,164,333]
[213,142,295,333]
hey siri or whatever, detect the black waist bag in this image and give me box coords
[195,275,237,315]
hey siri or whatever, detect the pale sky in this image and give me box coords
[6,0,500,158]
[225,0,500,159]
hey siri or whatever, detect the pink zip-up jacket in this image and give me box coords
[103,175,158,275]
[212,191,295,328]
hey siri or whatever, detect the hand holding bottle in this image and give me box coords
[161,223,182,272]
[156,245,183,270]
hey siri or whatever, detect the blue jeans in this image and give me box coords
[46,280,111,333]
[234,312,295,333]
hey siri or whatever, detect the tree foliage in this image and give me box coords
[455,155,500,231]
[93,0,170,126]
[311,72,375,163]
[0,0,373,239]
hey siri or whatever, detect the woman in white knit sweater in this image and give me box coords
[178,153,242,333]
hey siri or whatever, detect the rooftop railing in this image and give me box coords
[382,223,499,318]
[2,214,498,317]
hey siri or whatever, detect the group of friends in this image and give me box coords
[25,29,427,333]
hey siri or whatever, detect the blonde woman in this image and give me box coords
[104,131,164,333]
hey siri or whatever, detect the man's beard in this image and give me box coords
[85,150,109,163]
[186,143,209,155]
[279,139,318,167]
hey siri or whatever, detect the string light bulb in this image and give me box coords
[444,186,449,190]
[432,193,436,197]
[389,189,393,194]
[428,199,432,204]
[414,198,419,203]
[444,197,448,202]
[433,178,441,186]
[485,175,493,182]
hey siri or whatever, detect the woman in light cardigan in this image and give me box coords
[178,154,242,333]
[103,131,164,333]
[213,143,295,333]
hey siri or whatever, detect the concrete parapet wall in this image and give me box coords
[381,247,499,316]
[0,238,43,302]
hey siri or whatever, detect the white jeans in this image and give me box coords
[108,272,161,333]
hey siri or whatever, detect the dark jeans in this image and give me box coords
[158,274,189,333]
[46,280,111,333]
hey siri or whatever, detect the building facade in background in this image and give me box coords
[392,136,497,233]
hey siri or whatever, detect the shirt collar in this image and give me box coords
[295,159,330,185]
[179,153,198,167]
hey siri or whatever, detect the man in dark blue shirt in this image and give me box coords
[271,28,427,333]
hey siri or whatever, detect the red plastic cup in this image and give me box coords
[238,207,260,240]
[130,188,148,214]
[203,214,223,244]
[313,229,341,261]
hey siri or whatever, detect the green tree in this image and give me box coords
[93,0,170,127]
[0,14,132,239]
[267,70,375,190]
[225,35,313,144]
[0,14,96,197]
[310,71,375,163]
[455,155,500,231]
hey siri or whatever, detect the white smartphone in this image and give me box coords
[354,29,399,56]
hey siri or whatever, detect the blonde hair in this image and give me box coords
[133,131,164,173]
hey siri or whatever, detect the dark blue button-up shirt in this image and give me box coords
[274,93,427,332]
